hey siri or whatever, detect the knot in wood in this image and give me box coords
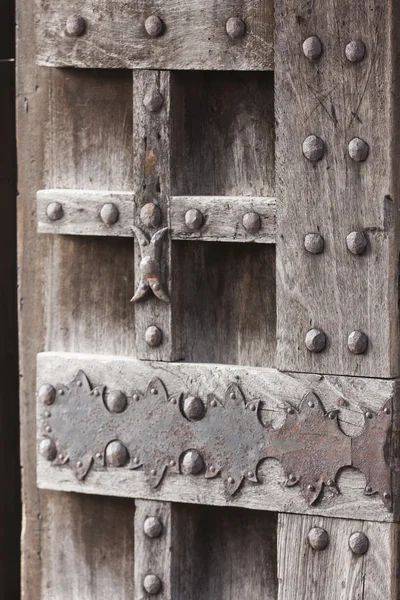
[105,441,129,467]
[185,208,203,230]
[143,516,163,539]
[305,328,326,353]
[145,326,163,348]
[100,202,119,226]
[242,212,261,233]
[140,203,161,227]
[349,532,369,555]
[183,396,205,421]
[226,17,246,39]
[38,383,56,405]
[105,390,127,413]
[347,330,368,354]
[145,15,163,37]
[66,14,86,37]
[302,36,322,60]
[307,527,329,550]
[345,40,366,63]
[143,89,164,113]
[143,574,162,595]
[181,450,204,475]
[302,135,324,162]
[348,137,369,162]
[46,201,63,221]
[346,231,367,255]
[304,233,324,254]
[40,438,57,461]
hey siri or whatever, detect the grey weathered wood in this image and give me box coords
[37,189,135,237]
[277,513,398,600]
[134,500,173,600]
[36,0,274,71]
[170,196,276,243]
[37,351,398,522]
[276,0,400,378]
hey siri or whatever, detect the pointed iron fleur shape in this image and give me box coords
[131,226,170,303]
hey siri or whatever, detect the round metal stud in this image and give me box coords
[365,485,372,493]
[226,17,246,39]
[140,203,162,228]
[169,397,177,404]
[93,389,100,397]
[349,531,369,555]
[145,15,163,37]
[305,328,326,353]
[185,208,203,230]
[327,479,335,487]
[40,438,57,461]
[150,388,158,395]
[77,380,83,387]
[105,440,129,467]
[307,527,329,550]
[308,400,315,408]
[181,450,204,475]
[46,201,63,222]
[150,469,157,476]
[242,212,261,234]
[183,396,205,421]
[169,460,176,467]
[58,453,64,461]
[384,407,391,415]
[210,399,217,408]
[76,460,82,468]
[288,473,297,483]
[45,426,52,433]
[58,389,64,396]
[303,36,322,60]
[346,231,367,255]
[229,392,236,400]
[307,484,316,492]
[143,574,162,595]
[66,14,86,37]
[348,330,368,354]
[145,325,163,348]
[348,137,369,162]
[303,135,325,162]
[105,390,127,413]
[133,394,140,402]
[228,476,235,484]
[100,203,119,226]
[39,383,56,406]
[143,90,164,113]
[304,233,324,254]
[249,403,257,412]
[44,411,51,418]
[144,516,163,539]
[345,40,365,63]
[96,452,102,459]
[287,407,294,415]
[365,411,373,419]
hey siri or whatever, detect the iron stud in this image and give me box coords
[304,233,324,254]
[133,394,140,402]
[229,392,236,400]
[58,389,64,395]
[327,479,335,486]
[39,383,56,406]
[303,135,324,162]
[169,460,176,467]
[140,203,161,227]
[226,17,246,39]
[44,411,51,418]
[349,531,369,555]
[307,527,329,550]
[93,389,100,397]
[145,15,163,37]
[183,396,204,420]
[76,460,82,468]
[346,231,367,255]
[303,36,322,60]
[210,399,217,408]
[150,469,157,476]
[365,485,372,493]
[242,212,261,233]
[58,453,64,461]
[150,388,158,395]
[185,208,203,230]
[348,137,369,162]
[307,484,316,492]
[227,476,235,485]
[345,40,365,63]
[40,438,57,461]
[384,407,391,415]
[144,516,163,539]
[169,397,177,404]
[181,450,204,475]
[348,330,368,354]
[288,473,296,482]
[100,203,119,226]
[308,400,315,408]
[45,426,52,433]
[95,453,102,459]
[106,441,129,467]
[46,201,63,222]
[77,380,82,387]
[247,471,254,478]
[143,90,164,113]
[66,14,86,36]
[365,411,373,419]
[105,390,127,413]
[287,407,294,415]
[305,328,326,353]
[145,325,163,348]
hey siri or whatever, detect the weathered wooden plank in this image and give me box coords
[37,351,398,522]
[277,514,398,600]
[37,189,135,237]
[36,0,274,71]
[276,0,400,377]
[170,196,276,243]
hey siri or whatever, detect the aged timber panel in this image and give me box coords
[276,0,400,377]
[37,352,398,522]
[35,0,274,71]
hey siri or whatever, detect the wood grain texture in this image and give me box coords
[37,189,135,237]
[37,351,398,522]
[276,0,400,377]
[170,196,276,243]
[36,0,274,71]
[277,513,398,600]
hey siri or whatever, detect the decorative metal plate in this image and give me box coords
[38,371,393,510]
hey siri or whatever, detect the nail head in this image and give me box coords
[307,527,329,550]
[348,330,368,354]
[349,531,369,555]
[145,325,163,348]
[303,135,325,162]
[305,328,326,353]
[100,203,119,226]
[304,233,324,254]
[226,17,246,39]
[303,36,322,60]
[46,202,63,222]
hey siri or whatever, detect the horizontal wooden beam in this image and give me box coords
[37,351,397,522]
[37,189,135,237]
[36,0,274,71]
[170,196,276,243]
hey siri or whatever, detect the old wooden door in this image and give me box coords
[18,0,400,598]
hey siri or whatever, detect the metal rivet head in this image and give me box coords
[40,438,57,461]
[348,137,369,162]
[145,325,163,348]
[133,394,140,402]
[384,492,391,500]
[143,90,164,113]
[303,135,325,162]
[145,15,163,37]
[210,399,217,408]
[247,471,254,478]
[249,403,257,412]
[169,397,177,404]
[288,473,297,482]
[58,453,64,461]
[105,390,127,413]
[144,516,163,539]
[346,231,367,255]
[327,479,335,486]
[45,426,52,433]
[150,388,158,395]
[169,460,176,467]
[77,380,82,387]
[304,233,324,254]
[66,14,86,37]
[365,485,373,493]
[140,203,161,228]
[349,531,369,555]
[96,452,102,459]
[307,527,329,550]
[185,208,203,230]
[242,212,261,234]
[227,476,235,484]
[384,407,391,415]
[58,389,64,396]
[44,411,51,418]
[303,36,322,60]
[143,574,162,595]
[328,412,336,420]
[39,383,56,406]
[308,400,315,408]
[307,484,316,492]
[287,407,295,415]
[181,450,204,475]
[105,441,129,467]
[140,256,160,276]
[183,396,205,421]
[229,392,236,400]
[365,411,373,419]
[150,469,157,476]
[100,203,119,226]
[76,460,82,468]
[305,328,326,353]
[348,330,368,354]
[46,201,63,221]
[345,40,365,63]
[93,389,100,397]
[226,17,246,39]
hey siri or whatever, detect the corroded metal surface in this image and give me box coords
[38,371,393,509]
[131,226,170,303]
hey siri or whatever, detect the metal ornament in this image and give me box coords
[39,371,393,510]
[131,226,170,303]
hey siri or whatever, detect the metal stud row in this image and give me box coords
[305,328,368,354]
[46,201,120,226]
[303,134,369,163]
[185,209,262,233]
[307,527,369,555]
[303,36,366,63]
[304,231,368,255]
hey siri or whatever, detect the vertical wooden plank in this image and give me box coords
[132,71,180,361]
[278,514,397,600]
[276,0,400,377]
